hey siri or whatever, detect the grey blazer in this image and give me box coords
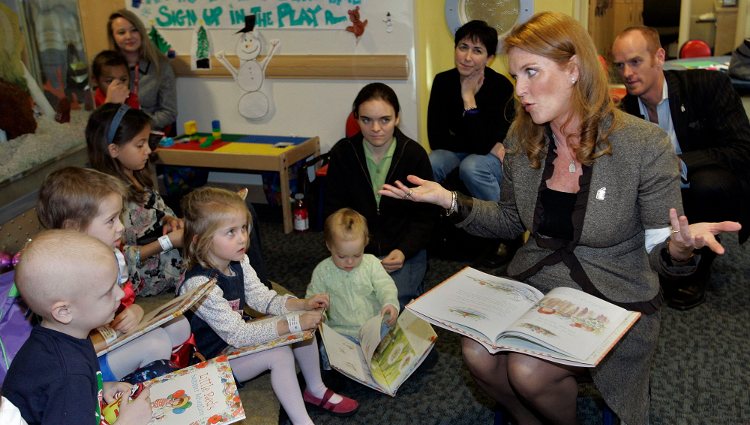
[457,110,685,424]
[131,55,177,130]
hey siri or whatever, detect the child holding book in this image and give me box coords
[37,166,192,381]
[92,50,140,108]
[3,230,152,425]
[179,187,359,424]
[306,208,399,341]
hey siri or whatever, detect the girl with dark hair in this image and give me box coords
[86,103,183,295]
[324,83,437,310]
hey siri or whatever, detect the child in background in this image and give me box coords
[91,50,139,108]
[37,166,192,381]
[3,230,152,425]
[306,208,399,341]
[179,187,359,424]
[85,103,183,296]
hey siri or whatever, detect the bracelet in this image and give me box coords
[287,314,302,333]
[444,191,458,216]
[666,239,695,263]
[157,235,174,252]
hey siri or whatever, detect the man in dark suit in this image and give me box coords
[612,26,750,310]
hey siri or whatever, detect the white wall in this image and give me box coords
[166,1,416,153]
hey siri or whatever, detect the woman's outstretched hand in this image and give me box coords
[380,175,454,209]
[667,208,742,259]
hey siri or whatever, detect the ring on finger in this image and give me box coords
[671,228,680,234]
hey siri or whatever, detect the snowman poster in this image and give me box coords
[215,15,280,120]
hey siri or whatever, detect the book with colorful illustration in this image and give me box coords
[319,309,437,396]
[102,355,245,425]
[91,279,216,356]
[407,267,641,367]
[222,315,314,359]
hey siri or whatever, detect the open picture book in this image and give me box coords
[320,309,437,396]
[222,315,314,360]
[407,267,641,367]
[91,279,216,356]
[102,355,245,425]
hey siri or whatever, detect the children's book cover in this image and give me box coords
[145,355,244,425]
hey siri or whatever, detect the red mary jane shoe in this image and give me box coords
[302,389,359,417]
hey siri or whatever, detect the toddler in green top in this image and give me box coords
[306,208,399,339]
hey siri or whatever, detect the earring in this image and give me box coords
[571,77,577,84]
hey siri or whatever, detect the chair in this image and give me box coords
[679,40,712,58]
[345,111,359,138]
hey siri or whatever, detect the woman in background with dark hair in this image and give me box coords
[324,83,437,310]
[428,19,514,202]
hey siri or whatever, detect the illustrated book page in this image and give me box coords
[320,310,437,396]
[406,267,640,367]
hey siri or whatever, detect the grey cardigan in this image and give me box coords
[457,110,687,425]
[131,55,177,130]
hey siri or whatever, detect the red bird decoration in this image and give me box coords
[346,6,367,39]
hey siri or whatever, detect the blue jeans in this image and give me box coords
[429,149,503,201]
[385,249,427,310]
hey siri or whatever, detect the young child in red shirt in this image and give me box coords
[92,50,139,108]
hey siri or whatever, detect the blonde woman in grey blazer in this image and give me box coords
[382,12,740,425]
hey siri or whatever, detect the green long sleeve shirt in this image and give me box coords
[306,254,399,338]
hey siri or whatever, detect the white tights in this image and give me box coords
[229,337,329,425]
[105,316,192,380]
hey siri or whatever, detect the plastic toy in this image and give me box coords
[200,135,215,148]
[184,120,198,141]
[211,119,222,141]
[159,137,175,147]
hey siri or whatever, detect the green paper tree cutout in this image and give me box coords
[196,26,209,60]
[149,27,171,55]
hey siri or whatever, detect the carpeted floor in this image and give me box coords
[254,211,750,425]
[143,210,750,424]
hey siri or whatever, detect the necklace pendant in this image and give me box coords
[568,161,576,173]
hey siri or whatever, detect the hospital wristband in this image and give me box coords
[158,235,174,252]
[287,314,302,333]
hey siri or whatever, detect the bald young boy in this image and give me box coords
[3,230,151,425]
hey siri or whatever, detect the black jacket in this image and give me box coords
[324,128,438,259]
[621,69,750,176]
[427,67,515,154]
[621,69,750,241]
